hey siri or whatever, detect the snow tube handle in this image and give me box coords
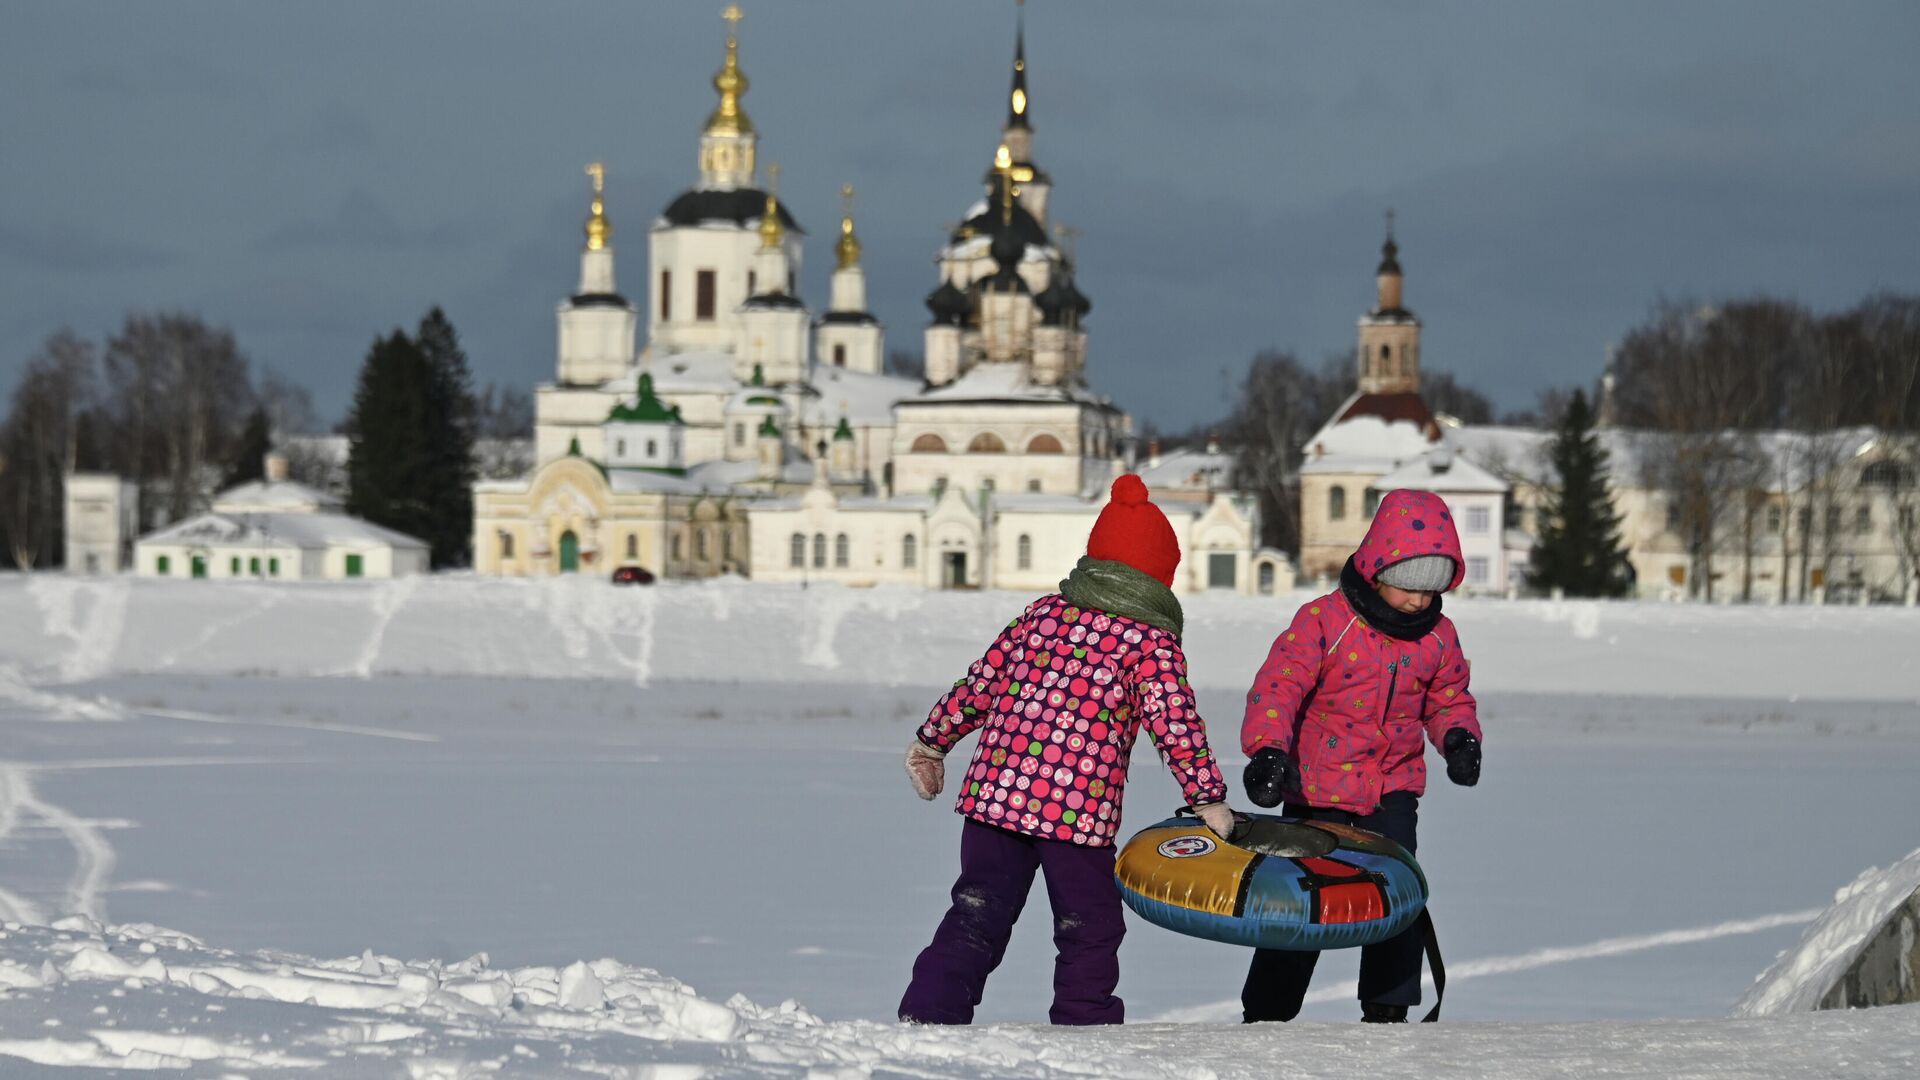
[1172,803,1251,844]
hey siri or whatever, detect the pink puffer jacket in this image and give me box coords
[918,595,1228,847]
[1240,491,1480,813]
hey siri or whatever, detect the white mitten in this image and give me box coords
[905,740,947,800]
[1194,802,1236,839]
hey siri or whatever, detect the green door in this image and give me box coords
[559,531,580,573]
[1208,552,1237,590]
[190,555,207,579]
[345,553,364,578]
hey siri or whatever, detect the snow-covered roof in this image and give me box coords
[991,492,1107,513]
[211,479,343,514]
[139,510,426,550]
[640,351,738,394]
[1301,390,1443,474]
[1139,445,1233,492]
[754,492,938,513]
[1449,424,1884,495]
[1374,448,1509,495]
[903,363,1114,409]
[798,365,919,427]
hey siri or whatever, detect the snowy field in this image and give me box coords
[1,574,1918,1076]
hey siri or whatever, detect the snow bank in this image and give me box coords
[1735,845,1920,1017]
[3,916,1918,1078]
[4,575,1917,701]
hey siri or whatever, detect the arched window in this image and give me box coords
[696,528,710,560]
[1329,485,1347,521]
[501,534,515,559]
[1017,534,1033,571]
[835,533,850,568]
[1258,562,1275,595]
[910,433,948,453]
[646,439,657,457]
[672,533,684,560]
[616,439,627,456]
[723,530,734,561]
[902,534,917,569]
[833,344,846,368]
[1026,433,1064,454]
[812,532,827,569]
[1364,488,1381,517]
[626,534,638,559]
[967,432,1006,453]
[790,533,805,568]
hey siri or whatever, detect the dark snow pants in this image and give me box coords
[1241,791,1423,1022]
[899,817,1125,1025]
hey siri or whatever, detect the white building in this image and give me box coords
[1297,228,1920,602]
[63,473,138,575]
[136,454,428,580]
[1297,225,1514,593]
[476,9,1261,592]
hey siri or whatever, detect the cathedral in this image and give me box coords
[473,8,1269,593]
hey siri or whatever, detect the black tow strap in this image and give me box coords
[1419,908,1445,1022]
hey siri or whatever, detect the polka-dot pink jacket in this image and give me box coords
[1241,590,1479,815]
[917,595,1228,847]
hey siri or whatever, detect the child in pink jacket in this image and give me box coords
[898,475,1234,1026]
[1239,488,1483,1023]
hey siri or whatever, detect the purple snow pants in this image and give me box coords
[898,818,1126,1025]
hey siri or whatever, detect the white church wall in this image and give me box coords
[556,303,636,387]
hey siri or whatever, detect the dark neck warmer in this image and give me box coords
[1341,556,1443,642]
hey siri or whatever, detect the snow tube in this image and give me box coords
[1114,810,1429,951]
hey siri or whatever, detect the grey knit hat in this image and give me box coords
[1376,554,1456,592]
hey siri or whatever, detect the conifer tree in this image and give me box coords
[224,407,273,488]
[346,332,438,551]
[1529,389,1632,596]
[414,307,476,567]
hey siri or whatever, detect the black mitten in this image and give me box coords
[1243,748,1299,808]
[1443,728,1481,787]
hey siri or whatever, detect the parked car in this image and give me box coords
[611,566,656,586]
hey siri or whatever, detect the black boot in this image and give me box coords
[1361,1002,1408,1023]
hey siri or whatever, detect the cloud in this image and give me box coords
[0,223,180,274]
[256,190,475,253]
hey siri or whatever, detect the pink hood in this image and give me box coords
[1354,489,1466,592]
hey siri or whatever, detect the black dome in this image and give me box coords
[925,280,968,325]
[660,187,804,233]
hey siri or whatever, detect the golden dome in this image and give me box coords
[836,183,861,269]
[584,162,610,251]
[759,162,785,250]
[705,6,754,137]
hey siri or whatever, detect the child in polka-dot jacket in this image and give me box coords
[897,475,1233,1026]
[1238,488,1482,1025]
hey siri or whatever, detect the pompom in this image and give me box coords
[1110,473,1149,505]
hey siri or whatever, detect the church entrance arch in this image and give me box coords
[559,530,580,573]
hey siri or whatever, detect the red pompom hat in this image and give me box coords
[1086,474,1181,586]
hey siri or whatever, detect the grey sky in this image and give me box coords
[5,1,1918,431]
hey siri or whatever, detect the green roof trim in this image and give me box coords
[607,372,684,424]
[832,416,855,441]
[744,394,782,407]
[750,363,766,387]
[567,435,582,456]
[758,414,781,438]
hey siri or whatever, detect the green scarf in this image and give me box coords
[1058,556,1184,638]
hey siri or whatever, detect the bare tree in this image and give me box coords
[1220,349,1346,554]
[0,330,97,568]
[103,313,254,525]
[1420,369,1494,424]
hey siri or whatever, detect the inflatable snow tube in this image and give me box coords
[1115,811,1428,951]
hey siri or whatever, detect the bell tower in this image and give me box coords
[1357,210,1421,395]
